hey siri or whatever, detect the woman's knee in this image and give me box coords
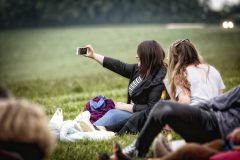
[151,101,177,120]
[105,109,118,116]
[102,109,119,121]
[94,110,119,126]
[104,109,131,122]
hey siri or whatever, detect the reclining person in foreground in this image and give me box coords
[109,85,240,160]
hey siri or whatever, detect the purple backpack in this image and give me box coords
[83,96,115,123]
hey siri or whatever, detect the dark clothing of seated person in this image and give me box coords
[84,40,167,127]
[102,90,170,135]
[107,127,240,160]
[113,85,240,158]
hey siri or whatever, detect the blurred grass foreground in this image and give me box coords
[0,24,240,160]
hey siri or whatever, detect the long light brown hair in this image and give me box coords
[0,99,55,156]
[137,40,166,78]
[167,39,202,100]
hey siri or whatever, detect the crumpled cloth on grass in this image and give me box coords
[49,110,115,142]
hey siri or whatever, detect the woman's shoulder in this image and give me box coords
[187,64,222,78]
[187,64,216,71]
[206,64,221,74]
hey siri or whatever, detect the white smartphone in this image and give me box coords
[76,47,87,55]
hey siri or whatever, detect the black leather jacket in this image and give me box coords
[103,57,167,112]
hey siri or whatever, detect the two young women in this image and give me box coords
[83,39,225,136]
[112,39,227,159]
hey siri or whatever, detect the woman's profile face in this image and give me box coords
[136,54,140,66]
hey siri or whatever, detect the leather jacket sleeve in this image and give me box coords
[103,57,136,79]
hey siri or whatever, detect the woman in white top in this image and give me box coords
[167,39,225,104]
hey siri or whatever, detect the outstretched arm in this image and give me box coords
[85,45,135,78]
[85,45,104,64]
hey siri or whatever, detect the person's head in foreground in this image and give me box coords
[0,99,55,160]
[136,40,166,78]
[167,39,202,99]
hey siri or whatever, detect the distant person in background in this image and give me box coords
[83,40,167,127]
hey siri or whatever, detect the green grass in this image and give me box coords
[0,24,240,160]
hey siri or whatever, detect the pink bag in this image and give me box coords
[209,150,240,160]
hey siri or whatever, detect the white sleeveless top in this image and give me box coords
[176,64,225,105]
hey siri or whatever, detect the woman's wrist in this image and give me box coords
[92,53,104,64]
[92,53,98,59]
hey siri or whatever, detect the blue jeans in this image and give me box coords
[93,109,132,126]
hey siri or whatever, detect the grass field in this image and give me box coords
[0,24,240,160]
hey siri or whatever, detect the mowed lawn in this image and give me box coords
[0,25,240,160]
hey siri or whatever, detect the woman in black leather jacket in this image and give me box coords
[84,40,168,127]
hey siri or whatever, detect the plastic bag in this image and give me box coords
[49,108,63,139]
[50,108,63,129]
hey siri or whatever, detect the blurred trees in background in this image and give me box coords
[0,0,239,28]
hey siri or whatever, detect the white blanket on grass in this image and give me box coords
[49,110,115,142]
[60,120,114,142]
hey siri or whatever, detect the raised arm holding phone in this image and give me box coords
[78,41,168,127]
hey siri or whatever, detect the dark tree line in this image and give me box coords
[0,0,239,28]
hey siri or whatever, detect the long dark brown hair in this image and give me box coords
[167,39,202,100]
[137,40,166,78]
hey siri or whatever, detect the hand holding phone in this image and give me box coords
[76,47,87,55]
[76,45,95,59]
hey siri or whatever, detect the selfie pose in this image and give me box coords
[108,39,227,159]
[105,38,225,134]
[83,40,167,126]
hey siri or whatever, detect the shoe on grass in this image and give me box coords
[122,141,138,157]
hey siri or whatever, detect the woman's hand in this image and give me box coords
[227,128,240,143]
[115,102,133,113]
[85,45,94,58]
[85,45,104,64]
